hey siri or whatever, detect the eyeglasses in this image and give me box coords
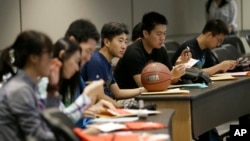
[214,36,224,45]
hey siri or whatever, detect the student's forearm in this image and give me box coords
[114,88,144,100]
[202,64,222,76]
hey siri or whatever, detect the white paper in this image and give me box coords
[184,58,199,68]
[212,71,250,76]
[91,122,126,132]
[91,117,139,123]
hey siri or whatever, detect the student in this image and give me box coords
[172,19,236,76]
[81,22,146,99]
[114,11,188,89]
[0,31,112,141]
[0,31,57,141]
[64,19,120,107]
[206,0,237,35]
[39,38,115,122]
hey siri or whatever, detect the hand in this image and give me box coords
[82,80,105,104]
[171,64,186,79]
[83,100,115,118]
[93,99,116,113]
[219,60,236,72]
[176,47,192,64]
[83,106,97,118]
[48,58,62,86]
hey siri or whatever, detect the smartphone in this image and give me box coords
[184,46,190,53]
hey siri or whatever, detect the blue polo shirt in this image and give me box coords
[81,51,116,98]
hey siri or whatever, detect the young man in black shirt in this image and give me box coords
[172,19,237,141]
[114,11,189,89]
[172,19,236,76]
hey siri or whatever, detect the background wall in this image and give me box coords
[0,1,20,49]
[0,0,248,49]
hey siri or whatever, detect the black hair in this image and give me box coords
[131,22,142,42]
[65,19,100,43]
[101,22,129,47]
[206,0,228,14]
[53,38,81,103]
[141,11,168,37]
[202,19,229,35]
[0,30,53,81]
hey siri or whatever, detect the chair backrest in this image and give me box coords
[222,35,245,55]
[164,40,180,61]
[164,40,180,51]
[42,108,80,141]
[211,44,241,64]
[246,34,250,47]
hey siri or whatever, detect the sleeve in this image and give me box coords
[228,1,238,30]
[37,77,62,108]
[8,88,55,141]
[63,94,91,123]
[124,48,146,76]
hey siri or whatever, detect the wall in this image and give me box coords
[0,0,248,49]
[0,1,20,49]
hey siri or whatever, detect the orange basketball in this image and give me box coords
[141,62,171,92]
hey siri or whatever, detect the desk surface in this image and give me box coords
[144,109,174,135]
[137,77,250,140]
[122,109,174,141]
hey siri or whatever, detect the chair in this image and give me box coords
[211,44,241,66]
[164,40,180,61]
[42,108,80,141]
[222,35,245,55]
[164,40,180,51]
[246,34,250,47]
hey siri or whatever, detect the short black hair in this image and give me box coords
[202,19,229,36]
[141,11,168,37]
[65,19,100,43]
[131,22,142,42]
[101,22,129,47]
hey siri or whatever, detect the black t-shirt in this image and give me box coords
[171,38,214,69]
[114,39,172,89]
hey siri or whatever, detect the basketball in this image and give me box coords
[141,62,171,92]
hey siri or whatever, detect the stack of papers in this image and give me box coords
[97,109,161,118]
[141,88,190,95]
[212,71,250,77]
[210,75,236,81]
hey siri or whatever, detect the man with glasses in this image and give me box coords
[172,19,236,76]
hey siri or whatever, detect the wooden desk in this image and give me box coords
[137,77,250,141]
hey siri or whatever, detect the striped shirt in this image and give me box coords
[38,77,91,123]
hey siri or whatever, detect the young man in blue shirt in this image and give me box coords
[81,22,145,99]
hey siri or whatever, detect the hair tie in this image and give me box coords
[9,49,15,64]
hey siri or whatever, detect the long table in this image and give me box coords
[137,77,250,141]
[139,109,175,141]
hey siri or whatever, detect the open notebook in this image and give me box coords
[210,75,237,81]
[141,88,190,95]
[212,71,250,77]
[97,109,161,118]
